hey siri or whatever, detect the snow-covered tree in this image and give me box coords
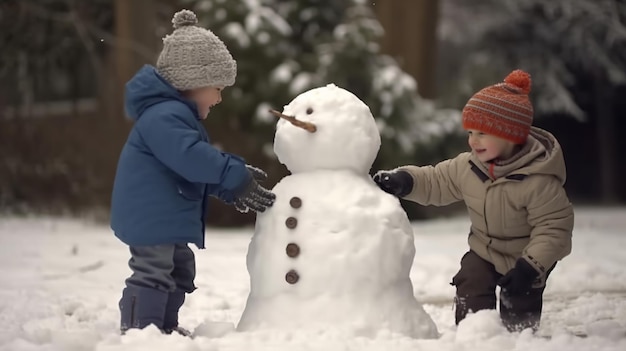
[440,0,626,120]
[0,0,112,110]
[183,0,459,171]
[311,1,460,166]
[181,0,293,128]
[439,0,626,203]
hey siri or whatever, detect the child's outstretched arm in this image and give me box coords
[136,106,248,192]
[520,175,574,275]
[374,154,466,206]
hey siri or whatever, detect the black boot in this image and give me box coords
[451,251,500,325]
[162,289,192,337]
[455,295,497,325]
[119,286,168,333]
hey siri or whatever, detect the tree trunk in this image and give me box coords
[110,0,159,119]
[595,77,618,204]
[90,0,161,216]
[373,0,440,99]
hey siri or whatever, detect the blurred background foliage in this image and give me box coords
[1,0,624,225]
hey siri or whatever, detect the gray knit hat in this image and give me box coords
[156,9,236,90]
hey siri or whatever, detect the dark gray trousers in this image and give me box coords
[125,243,196,293]
[451,250,551,332]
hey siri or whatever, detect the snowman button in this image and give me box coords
[289,197,302,209]
[286,217,298,229]
[285,270,299,284]
[286,243,300,258]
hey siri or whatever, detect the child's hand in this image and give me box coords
[372,170,414,197]
[498,258,539,295]
[233,165,276,213]
[245,164,268,182]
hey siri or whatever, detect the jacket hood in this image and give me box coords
[473,127,567,184]
[124,65,198,121]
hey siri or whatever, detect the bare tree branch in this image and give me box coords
[21,1,156,62]
[65,0,103,80]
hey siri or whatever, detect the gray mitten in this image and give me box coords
[234,165,275,213]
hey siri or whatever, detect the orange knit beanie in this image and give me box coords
[462,70,534,144]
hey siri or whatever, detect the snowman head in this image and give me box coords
[273,84,381,174]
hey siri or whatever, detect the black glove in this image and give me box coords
[498,258,539,295]
[372,170,414,197]
[233,165,276,213]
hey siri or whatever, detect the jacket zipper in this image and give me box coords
[483,183,491,246]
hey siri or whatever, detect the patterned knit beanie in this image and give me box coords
[156,9,236,91]
[462,70,534,144]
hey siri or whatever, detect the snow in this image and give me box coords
[253,102,273,123]
[287,72,314,95]
[299,8,317,22]
[239,171,437,338]
[243,1,263,33]
[269,63,293,84]
[274,84,381,174]
[214,8,227,21]
[256,31,270,44]
[222,23,250,48]
[373,65,418,98]
[241,0,291,37]
[0,208,626,350]
[248,83,435,336]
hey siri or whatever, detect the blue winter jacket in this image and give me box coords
[110,65,249,248]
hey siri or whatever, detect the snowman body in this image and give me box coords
[237,84,438,338]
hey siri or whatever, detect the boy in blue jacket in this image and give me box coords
[110,9,275,335]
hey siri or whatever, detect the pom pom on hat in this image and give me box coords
[504,69,531,95]
[172,9,198,29]
[157,9,236,90]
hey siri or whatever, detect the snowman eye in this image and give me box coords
[306,107,314,115]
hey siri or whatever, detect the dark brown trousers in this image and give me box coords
[451,250,551,332]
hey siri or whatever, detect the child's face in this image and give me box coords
[185,86,224,119]
[467,129,516,162]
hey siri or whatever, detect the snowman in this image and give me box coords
[237,84,438,339]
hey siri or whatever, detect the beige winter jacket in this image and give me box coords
[400,127,573,281]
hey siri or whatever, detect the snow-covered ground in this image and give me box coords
[0,207,625,351]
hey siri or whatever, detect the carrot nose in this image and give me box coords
[269,109,317,133]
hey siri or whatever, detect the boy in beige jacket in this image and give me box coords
[373,70,574,332]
